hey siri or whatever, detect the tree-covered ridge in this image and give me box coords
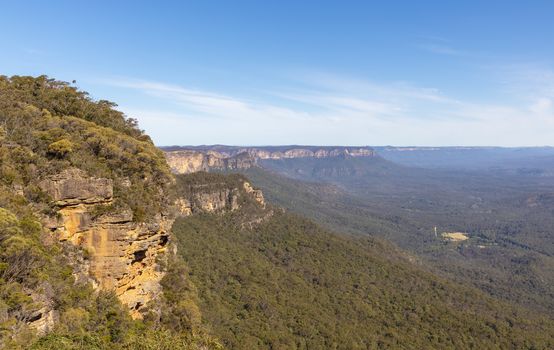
[0,76,144,138]
[0,75,173,221]
[0,76,220,349]
[172,207,554,349]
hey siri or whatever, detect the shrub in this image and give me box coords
[47,139,74,158]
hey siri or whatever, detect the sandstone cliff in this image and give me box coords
[164,146,376,174]
[171,171,271,233]
[174,176,266,217]
[36,168,265,318]
[166,150,256,174]
[39,168,171,319]
[35,169,268,323]
[238,146,376,159]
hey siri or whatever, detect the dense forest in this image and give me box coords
[243,159,554,316]
[172,174,554,349]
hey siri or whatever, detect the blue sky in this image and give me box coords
[2,1,554,146]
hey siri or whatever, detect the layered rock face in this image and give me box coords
[39,169,170,319]
[37,168,267,321]
[240,147,375,159]
[165,150,256,174]
[175,180,266,216]
[164,146,376,174]
[175,188,239,216]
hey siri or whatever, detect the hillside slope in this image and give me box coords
[239,161,554,315]
[172,173,554,350]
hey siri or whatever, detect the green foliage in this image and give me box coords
[173,209,554,349]
[0,75,173,221]
[47,139,74,158]
[244,160,554,315]
[30,328,223,350]
[0,191,63,347]
[160,253,202,332]
[0,75,143,138]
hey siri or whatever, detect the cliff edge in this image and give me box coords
[164,145,377,174]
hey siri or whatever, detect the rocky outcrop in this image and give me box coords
[174,178,266,218]
[38,168,113,206]
[243,182,265,208]
[171,174,275,232]
[165,150,256,174]
[175,188,239,216]
[39,168,170,319]
[166,150,207,174]
[37,167,268,322]
[164,146,376,174]
[27,283,59,335]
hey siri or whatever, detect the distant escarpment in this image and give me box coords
[165,150,256,174]
[163,145,376,174]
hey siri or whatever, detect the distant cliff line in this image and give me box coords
[162,146,377,174]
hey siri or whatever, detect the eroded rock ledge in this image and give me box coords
[38,168,269,322]
[39,168,170,319]
[174,180,266,217]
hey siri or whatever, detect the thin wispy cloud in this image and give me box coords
[101,78,316,124]
[293,72,460,105]
[99,70,554,146]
